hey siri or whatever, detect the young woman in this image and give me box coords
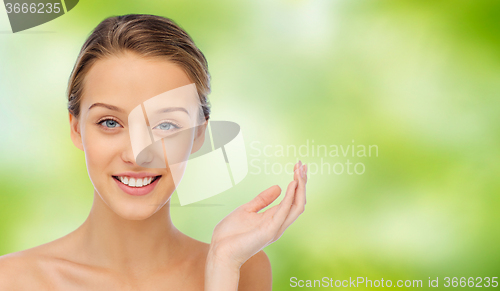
[0,14,307,290]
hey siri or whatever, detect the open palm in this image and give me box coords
[210,161,308,266]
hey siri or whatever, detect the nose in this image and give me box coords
[129,139,170,169]
[121,136,139,165]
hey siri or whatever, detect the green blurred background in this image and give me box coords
[1,0,499,289]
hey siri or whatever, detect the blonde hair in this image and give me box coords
[67,14,211,119]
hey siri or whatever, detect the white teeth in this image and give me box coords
[117,176,155,187]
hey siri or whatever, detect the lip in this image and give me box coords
[114,172,159,179]
[113,174,161,196]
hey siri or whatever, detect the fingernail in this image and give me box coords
[300,166,305,178]
[299,160,302,167]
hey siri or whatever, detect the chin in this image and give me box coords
[109,197,171,221]
[94,183,174,221]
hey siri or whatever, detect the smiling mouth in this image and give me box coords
[112,175,162,187]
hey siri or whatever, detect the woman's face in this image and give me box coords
[69,51,206,220]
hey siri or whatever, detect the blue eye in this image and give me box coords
[100,119,121,128]
[154,122,180,131]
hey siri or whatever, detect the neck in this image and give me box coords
[74,191,182,272]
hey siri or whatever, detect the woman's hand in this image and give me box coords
[205,161,308,290]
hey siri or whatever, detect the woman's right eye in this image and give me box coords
[99,119,122,129]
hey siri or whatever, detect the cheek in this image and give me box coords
[82,128,127,176]
[163,128,196,165]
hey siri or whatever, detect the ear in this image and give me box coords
[190,119,208,154]
[69,113,84,151]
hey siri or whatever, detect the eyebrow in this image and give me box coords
[88,103,126,113]
[155,107,190,115]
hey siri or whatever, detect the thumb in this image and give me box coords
[245,185,282,213]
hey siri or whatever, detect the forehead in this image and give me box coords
[82,51,193,110]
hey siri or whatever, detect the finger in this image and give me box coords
[271,180,298,226]
[296,164,307,205]
[296,163,307,184]
[303,164,308,183]
[265,162,300,215]
[245,185,282,212]
[289,164,306,205]
[273,164,308,241]
[293,161,300,181]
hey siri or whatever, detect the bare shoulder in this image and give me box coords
[0,234,80,290]
[238,250,272,291]
[0,249,52,290]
